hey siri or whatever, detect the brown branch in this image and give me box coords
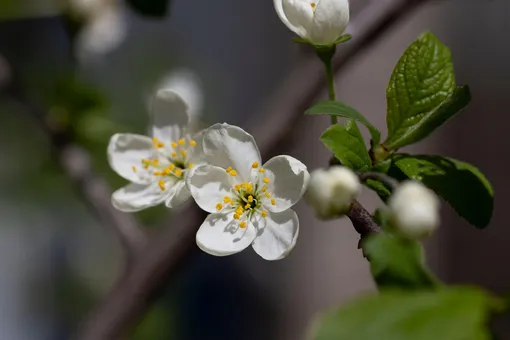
[73,0,428,338]
[347,199,382,238]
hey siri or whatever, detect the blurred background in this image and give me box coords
[0,0,508,339]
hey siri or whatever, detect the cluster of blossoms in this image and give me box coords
[108,91,309,260]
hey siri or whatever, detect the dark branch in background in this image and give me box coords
[3,0,428,338]
[3,79,147,261]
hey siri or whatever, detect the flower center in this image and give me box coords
[215,162,276,229]
[132,137,197,191]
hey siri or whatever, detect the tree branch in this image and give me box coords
[347,199,381,239]
[73,0,428,338]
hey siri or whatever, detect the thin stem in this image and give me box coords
[324,60,338,124]
[316,46,338,124]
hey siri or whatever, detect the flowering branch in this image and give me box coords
[72,1,431,339]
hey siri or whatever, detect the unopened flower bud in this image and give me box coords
[388,181,440,240]
[274,0,350,46]
[305,166,360,219]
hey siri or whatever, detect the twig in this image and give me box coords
[73,0,428,338]
[347,199,381,239]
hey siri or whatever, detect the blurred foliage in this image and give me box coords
[132,304,175,340]
[126,0,172,18]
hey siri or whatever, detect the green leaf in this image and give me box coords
[385,32,461,150]
[333,34,352,45]
[314,287,493,340]
[307,101,381,145]
[126,0,171,17]
[320,121,372,172]
[364,233,438,290]
[393,154,493,228]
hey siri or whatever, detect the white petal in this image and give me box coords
[261,155,309,213]
[196,213,257,256]
[188,129,206,165]
[252,209,299,260]
[165,180,191,208]
[154,68,203,120]
[186,165,233,213]
[107,133,152,184]
[151,89,190,143]
[111,182,167,212]
[310,0,349,45]
[202,123,261,181]
[274,0,308,38]
[282,0,315,39]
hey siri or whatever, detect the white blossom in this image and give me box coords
[388,181,440,239]
[107,89,205,211]
[186,124,309,260]
[305,166,360,219]
[274,0,350,45]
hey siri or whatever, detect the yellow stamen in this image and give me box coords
[154,171,162,176]
[236,206,244,214]
[174,169,183,177]
[188,163,194,169]
[171,152,177,158]
[223,196,232,204]
[178,139,185,145]
[132,166,137,172]
[263,178,270,184]
[265,192,271,198]
[259,168,265,173]
[229,170,237,176]
[226,167,232,173]
[233,214,240,220]
[234,184,241,191]
[189,140,197,147]
[248,195,253,203]
[252,162,259,168]
[164,168,171,175]
[152,137,159,144]
[310,2,316,8]
[261,211,268,218]
[158,180,165,191]
[171,142,178,148]
[216,203,223,211]
[244,203,251,209]
[262,186,267,192]
[271,199,276,206]
[168,164,175,171]
[180,150,187,157]
[152,159,159,166]
[240,221,247,229]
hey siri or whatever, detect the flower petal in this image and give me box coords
[196,212,257,256]
[261,155,309,213]
[202,123,261,181]
[151,89,190,143]
[187,165,234,213]
[188,129,206,165]
[274,0,308,38]
[252,209,299,260]
[165,180,191,208]
[107,133,153,184]
[310,0,349,45]
[111,182,167,212]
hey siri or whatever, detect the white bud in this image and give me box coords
[388,181,440,240]
[274,0,350,45]
[305,166,360,219]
